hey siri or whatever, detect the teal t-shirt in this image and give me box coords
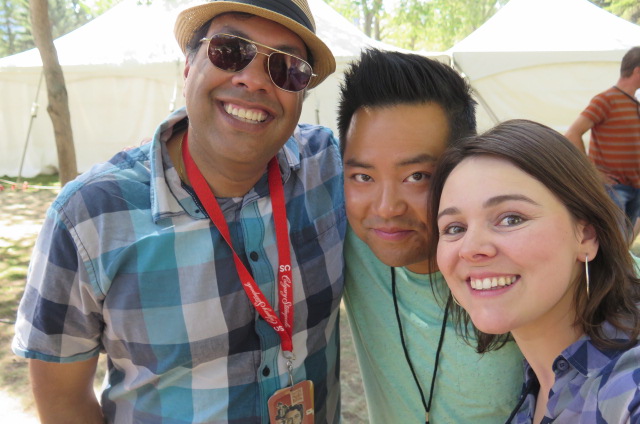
[343,228,524,423]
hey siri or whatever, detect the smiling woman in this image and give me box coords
[428,119,640,423]
[436,155,593,338]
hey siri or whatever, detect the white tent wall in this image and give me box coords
[449,0,640,134]
[460,58,624,132]
[1,62,184,178]
[0,0,392,178]
[302,59,356,133]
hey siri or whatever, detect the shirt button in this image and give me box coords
[250,251,259,261]
[262,366,270,376]
[556,359,569,371]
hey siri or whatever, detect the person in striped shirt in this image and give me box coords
[566,46,640,239]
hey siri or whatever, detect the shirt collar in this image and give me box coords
[520,322,632,383]
[559,322,631,377]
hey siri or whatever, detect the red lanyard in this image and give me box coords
[181,131,294,353]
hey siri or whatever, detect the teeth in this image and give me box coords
[470,276,516,291]
[224,103,267,123]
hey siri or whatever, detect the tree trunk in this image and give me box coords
[29,0,77,185]
[374,15,380,40]
[363,11,373,37]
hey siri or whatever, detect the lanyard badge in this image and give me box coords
[181,131,315,423]
[268,380,315,424]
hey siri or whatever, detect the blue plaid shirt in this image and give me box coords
[509,323,640,423]
[13,108,346,423]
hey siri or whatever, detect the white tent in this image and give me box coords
[448,0,640,133]
[0,0,390,178]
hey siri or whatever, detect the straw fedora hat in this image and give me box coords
[174,0,336,89]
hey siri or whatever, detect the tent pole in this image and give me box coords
[17,70,44,184]
[450,57,500,125]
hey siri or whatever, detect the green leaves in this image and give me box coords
[326,0,638,52]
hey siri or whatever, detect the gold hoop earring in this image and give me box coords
[585,254,590,298]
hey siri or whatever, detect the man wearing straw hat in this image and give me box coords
[12,1,345,423]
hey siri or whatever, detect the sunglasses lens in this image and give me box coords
[269,53,313,92]
[205,34,313,92]
[207,35,256,72]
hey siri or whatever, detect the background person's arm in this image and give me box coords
[564,115,594,154]
[29,356,104,424]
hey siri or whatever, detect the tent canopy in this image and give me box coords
[448,0,640,131]
[0,0,391,178]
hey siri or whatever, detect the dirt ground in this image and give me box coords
[0,187,369,423]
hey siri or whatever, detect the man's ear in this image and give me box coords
[184,56,191,80]
[578,222,599,262]
[182,57,191,98]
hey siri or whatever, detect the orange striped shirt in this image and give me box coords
[583,86,640,188]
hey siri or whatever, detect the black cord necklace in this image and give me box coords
[613,85,640,119]
[504,376,539,423]
[391,267,450,424]
[613,85,640,104]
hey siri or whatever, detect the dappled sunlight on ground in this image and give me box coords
[0,388,38,423]
[0,189,57,243]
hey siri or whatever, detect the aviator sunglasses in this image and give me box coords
[200,33,316,92]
